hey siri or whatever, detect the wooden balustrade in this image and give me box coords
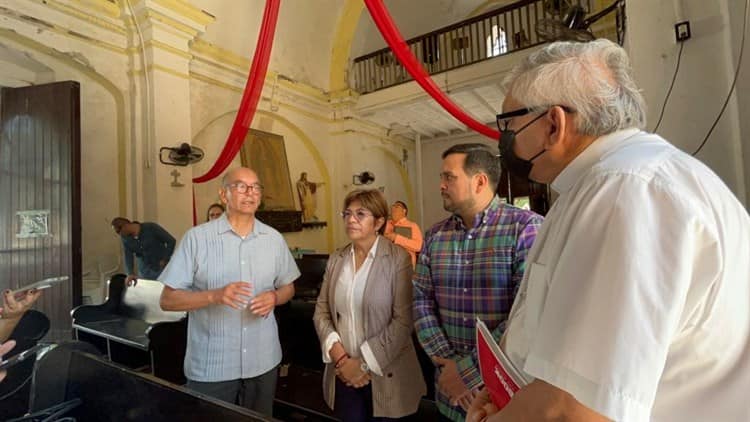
[352,0,618,94]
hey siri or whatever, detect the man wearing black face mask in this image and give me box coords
[498,105,574,180]
[468,39,750,422]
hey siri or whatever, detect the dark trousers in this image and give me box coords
[186,366,278,416]
[334,378,400,422]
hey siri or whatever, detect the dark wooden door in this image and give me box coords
[0,81,81,341]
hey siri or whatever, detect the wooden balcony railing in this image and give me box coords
[352,0,611,94]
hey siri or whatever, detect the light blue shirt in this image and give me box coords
[159,214,300,382]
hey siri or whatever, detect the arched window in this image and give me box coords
[486,24,508,57]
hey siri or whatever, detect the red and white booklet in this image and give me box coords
[476,318,530,410]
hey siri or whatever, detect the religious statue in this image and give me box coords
[297,172,324,222]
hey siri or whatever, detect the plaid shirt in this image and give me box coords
[413,196,542,421]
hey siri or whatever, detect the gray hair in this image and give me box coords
[502,39,646,136]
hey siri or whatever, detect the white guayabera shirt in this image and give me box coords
[503,129,750,422]
[160,215,300,382]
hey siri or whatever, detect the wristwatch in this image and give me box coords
[360,361,370,373]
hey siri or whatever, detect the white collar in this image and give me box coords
[551,128,641,194]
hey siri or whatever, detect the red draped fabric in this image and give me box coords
[192,186,197,225]
[192,0,281,183]
[363,0,501,140]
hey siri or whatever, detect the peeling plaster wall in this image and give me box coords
[0,4,130,289]
[190,0,343,90]
[189,76,335,253]
[189,73,416,253]
[187,2,417,254]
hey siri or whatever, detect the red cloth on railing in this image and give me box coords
[192,0,281,183]
[364,0,501,140]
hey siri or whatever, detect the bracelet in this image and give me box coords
[334,354,348,368]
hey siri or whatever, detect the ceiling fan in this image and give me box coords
[352,171,375,185]
[536,0,625,43]
[159,143,205,166]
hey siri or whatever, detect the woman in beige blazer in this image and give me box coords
[313,189,426,420]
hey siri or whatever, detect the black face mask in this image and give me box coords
[499,112,547,181]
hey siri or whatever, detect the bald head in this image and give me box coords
[222,167,259,188]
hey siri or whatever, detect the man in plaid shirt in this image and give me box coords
[413,143,542,421]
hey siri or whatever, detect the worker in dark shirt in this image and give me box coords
[111,217,175,284]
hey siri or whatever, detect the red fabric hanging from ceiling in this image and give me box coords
[363,0,501,140]
[192,0,281,183]
[192,186,197,226]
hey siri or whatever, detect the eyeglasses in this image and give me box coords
[341,209,373,221]
[226,182,264,194]
[496,105,575,131]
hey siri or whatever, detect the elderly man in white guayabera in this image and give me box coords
[468,39,750,422]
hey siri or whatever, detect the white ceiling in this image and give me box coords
[360,84,504,138]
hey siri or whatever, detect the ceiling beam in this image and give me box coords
[408,122,434,138]
[471,89,500,117]
[425,103,468,132]
[439,114,467,132]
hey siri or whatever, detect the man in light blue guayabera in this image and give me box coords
[159,167,300,417]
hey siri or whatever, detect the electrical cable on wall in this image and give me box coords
[692,0,748,156]
[125,0,153,169]
[652,41,684,133]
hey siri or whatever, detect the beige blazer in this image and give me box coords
[313,237,426,418]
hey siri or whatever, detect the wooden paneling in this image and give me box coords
[0,81,81,341]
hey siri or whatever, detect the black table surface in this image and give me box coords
[74,317,151,349]
[38,350,273,421]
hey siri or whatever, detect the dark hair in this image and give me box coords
[111,217,130,229]
[206,203,225,221]
[392,200,408,215]
[441,143,501,190]
[343,189,388,235]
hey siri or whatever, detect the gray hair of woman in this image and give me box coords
[502,38,647,137]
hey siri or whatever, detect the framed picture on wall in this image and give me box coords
[240,129,295,211]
